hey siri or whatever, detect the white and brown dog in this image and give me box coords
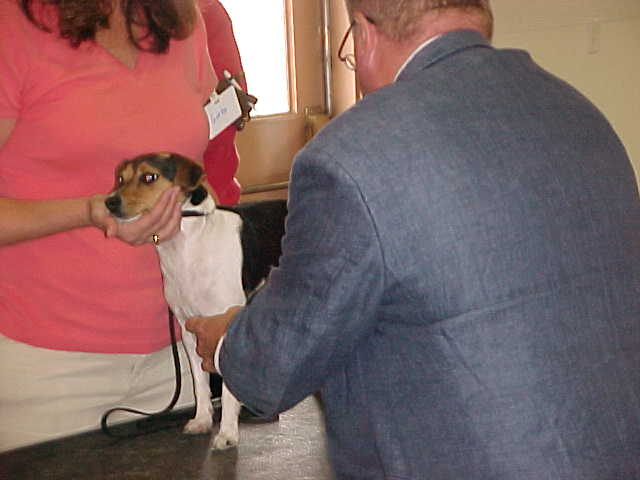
[105,152,286,450]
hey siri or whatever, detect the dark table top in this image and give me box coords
[0,397,332,480]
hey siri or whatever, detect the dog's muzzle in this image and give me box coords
[105,195,123,218]
[105,195,144,223]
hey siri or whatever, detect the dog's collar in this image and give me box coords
[181,210,208,217]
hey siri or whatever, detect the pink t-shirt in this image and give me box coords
[0,0,216,353]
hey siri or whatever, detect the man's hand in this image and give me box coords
[186,305,243,373]
[89,187,182,246]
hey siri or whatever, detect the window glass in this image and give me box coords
[220,0,291,116]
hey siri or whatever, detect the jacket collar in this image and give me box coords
[396,29,491,82]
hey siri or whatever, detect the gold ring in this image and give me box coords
[152,234,160,245]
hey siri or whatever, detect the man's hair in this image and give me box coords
[345,0,492,42]
[20,0,198,53]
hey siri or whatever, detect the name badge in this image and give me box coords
[204,86,242,140]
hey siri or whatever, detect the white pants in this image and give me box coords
[0,334,196,452]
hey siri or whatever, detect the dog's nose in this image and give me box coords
[105,195,122,214]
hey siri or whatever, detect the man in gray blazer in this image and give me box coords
[187,1,640,478]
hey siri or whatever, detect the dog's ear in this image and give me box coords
[172,154,204,190]
[186,161,204,188]
[170,154,208,205]
[189,185,209,205]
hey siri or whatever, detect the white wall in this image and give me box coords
[491,0,640,182]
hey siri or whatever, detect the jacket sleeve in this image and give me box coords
[219,146,385,417]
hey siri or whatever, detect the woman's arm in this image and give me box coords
[0,191,182,247]
[0,118,183,247]
[0,195,96,247]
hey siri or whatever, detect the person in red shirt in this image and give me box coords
[199,0,248,206]
[198,1,272,422]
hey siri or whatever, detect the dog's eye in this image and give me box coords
[117,175,124,186]
[141,173,159,185]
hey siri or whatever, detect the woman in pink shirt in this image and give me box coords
[0,0,216,451]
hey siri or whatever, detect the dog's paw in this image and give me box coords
[183,417,213,435]
[210,430,239,451]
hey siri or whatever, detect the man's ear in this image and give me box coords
[353,11,378,67]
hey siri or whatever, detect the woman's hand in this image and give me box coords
[88,187,183,246]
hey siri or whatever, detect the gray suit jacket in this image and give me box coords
[220,30,640,479]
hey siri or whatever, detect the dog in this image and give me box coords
[104,152,287,450]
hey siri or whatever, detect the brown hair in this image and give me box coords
[345,0,492,42]
[20,0,197,53]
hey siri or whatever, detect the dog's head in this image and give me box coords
[105,152,209,220]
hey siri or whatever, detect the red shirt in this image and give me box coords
[200,0,246,205]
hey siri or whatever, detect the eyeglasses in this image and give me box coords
[337,21,357,71]
[337,17,375,71]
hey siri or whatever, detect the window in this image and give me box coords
[220,0,291,116]
[217,0,326,199]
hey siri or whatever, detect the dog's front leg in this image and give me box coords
[210,383,241,450]
[179,327,214,434]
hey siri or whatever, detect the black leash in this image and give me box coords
[99,227,268,439]
[100,308,183,438]
[100,211,209,438]
[181,210,208,217]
